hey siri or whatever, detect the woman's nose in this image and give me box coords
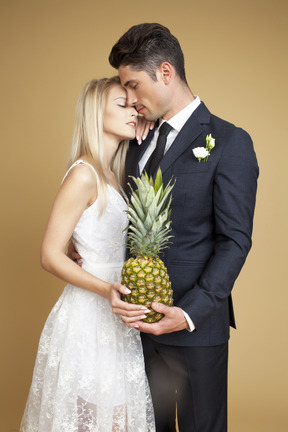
[130,109,138,117]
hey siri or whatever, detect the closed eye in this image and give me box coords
[127,82,138,90]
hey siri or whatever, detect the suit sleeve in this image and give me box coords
[176,127,259,329]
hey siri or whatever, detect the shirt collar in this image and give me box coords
[160,96,201,132]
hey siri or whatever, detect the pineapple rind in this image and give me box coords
[121,256,173,323]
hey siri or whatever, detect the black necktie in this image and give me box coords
[144,122,173,176]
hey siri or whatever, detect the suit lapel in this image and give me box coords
[160,102,211,175]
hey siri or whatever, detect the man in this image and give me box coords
[108,23,259,432]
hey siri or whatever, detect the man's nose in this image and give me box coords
[126,90,138,107]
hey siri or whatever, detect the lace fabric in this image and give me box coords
[20,161,155,432]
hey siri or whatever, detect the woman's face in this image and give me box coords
[103,84,138,141]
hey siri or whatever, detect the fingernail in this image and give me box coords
[150,125,154,130]
[140,315,147,319]
[142,135,146,141]
[124,288,131,294]
[136,136,139,141]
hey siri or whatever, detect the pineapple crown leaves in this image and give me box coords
[125,169,175,257]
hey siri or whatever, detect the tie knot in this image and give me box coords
[158,122,173,138]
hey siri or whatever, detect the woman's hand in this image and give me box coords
[136,117,156,144]
[108,282,150,325]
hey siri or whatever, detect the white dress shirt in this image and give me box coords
[138,96,201,332]
[139,96,201,173]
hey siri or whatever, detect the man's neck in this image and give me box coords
[162,84,195,121]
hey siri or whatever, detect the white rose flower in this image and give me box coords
[193,147,210,161]
[193,135,215,162]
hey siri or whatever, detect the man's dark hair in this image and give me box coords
[109,23,187,83]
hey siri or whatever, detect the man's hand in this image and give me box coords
[126,303,189,334]
[67,241,82,266]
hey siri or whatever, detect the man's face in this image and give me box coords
[118,65,169,121]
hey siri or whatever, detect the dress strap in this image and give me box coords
[62,160,97,183]
[119,185,129,203]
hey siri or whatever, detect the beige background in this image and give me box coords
[1,0,287,430]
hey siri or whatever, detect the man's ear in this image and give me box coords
[158,62,173,84]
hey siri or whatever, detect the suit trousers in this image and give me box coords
[141,334,228,432]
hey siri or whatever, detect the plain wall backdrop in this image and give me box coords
[1,0,287,430]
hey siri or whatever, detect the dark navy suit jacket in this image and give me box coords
[125,102,259,347]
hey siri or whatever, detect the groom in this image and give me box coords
[109,23,259,431]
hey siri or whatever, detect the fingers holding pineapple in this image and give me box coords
[120,310,151,324]
[108,281,151,322]
[129,303,189,335]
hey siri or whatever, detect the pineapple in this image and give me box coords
[121,169,174,323]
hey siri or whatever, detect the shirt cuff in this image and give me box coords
[182,310,196,332]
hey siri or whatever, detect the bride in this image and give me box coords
[20,76,155,432]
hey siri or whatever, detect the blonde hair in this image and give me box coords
[67,76,129,213]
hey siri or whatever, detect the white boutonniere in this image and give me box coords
[193,134,216,162]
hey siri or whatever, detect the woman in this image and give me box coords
[20,76,155,432]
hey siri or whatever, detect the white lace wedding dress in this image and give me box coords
[20,161,155,432]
